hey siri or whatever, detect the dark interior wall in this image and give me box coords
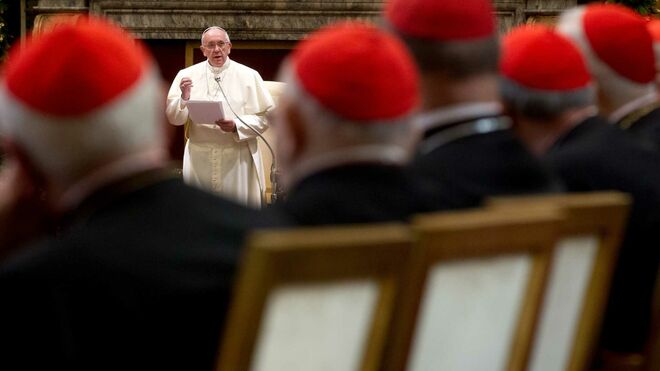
[193,47,290,81]
[145,39,187,84]
[144,39,291,83]
[144,39,187,162]
[232,49,291,81]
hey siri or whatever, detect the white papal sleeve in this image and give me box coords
[165,71,190,126]
[235,70,275,141]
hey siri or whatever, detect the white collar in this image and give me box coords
[419,116,511,154]
[206,58,231,76]
[609,90,659,124]
[415,102,503,132]
[206,59,231,98]
[287,145,409,190]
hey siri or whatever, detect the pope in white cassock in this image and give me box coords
[166,26,274,208]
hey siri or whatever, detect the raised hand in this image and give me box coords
[179,77,193,101]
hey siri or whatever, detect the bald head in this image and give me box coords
[201,26,231,45]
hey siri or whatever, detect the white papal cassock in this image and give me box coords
[166,59,274,208]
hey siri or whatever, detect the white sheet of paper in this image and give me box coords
[187,100,225,124]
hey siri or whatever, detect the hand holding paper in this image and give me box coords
[216,119,236,132]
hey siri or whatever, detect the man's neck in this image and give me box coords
[516,105,597,156]
[284,144,409,191]
[206,58,230,72]
[51,148,168,213]
[606,89,659,123]
[421,73,500,111]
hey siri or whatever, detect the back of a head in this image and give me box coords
[273,21,420,188]
[281,21,420,143]
[0,17,164,185]
[500,24,594,120]
[383,0,499,77]
[557,4,656,111]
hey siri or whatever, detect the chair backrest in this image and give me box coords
[216,223,413,371]
[487,191,630,371]
[386,207,563,371]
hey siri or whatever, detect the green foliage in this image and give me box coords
[606,0,658,15]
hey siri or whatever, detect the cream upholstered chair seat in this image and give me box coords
[260,81,285,203]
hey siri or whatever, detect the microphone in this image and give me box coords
[214,77,283,204]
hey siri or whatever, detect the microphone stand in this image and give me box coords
[215,77,283,204]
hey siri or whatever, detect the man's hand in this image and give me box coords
[216,119,236,133]
[179,77,193,101]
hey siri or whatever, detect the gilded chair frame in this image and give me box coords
[385,207,563,371]
[487,191,630,371]
[216,223,413,371]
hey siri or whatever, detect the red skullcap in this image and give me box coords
[292,21,419,121]
[4,16,149,117]
[647,19,660,42]
[582,4,654,84]
[385,0,495,40]
[501,25,591,91]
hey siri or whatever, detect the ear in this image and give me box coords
[200,44,209,59]
[0,139,55,251]
[593,81,612,115]
[500,102,519,128]
[1,139,48,194]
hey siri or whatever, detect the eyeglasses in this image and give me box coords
[203,41,229,50]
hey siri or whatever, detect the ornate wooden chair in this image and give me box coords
[216,223,413,371]
[386,207,563,371]
[488,191,630,371]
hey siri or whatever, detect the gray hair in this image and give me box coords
[201,26,231,44]
[500,77,596,120]
[0,67,165,185]
[389,27,500,78]
[556,7,656,112]
[279,65,416,146]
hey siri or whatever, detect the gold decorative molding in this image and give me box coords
[88,0,383,40]
[32,13,85,35]
[26,1,579,40]
[525,15,559,26]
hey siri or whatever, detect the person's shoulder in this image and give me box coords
[633,105,660,128]
[229,59,262,77]
[0,237,70,282]
[575,116,655,153]
[547,116,660,173]
[178,61,207,74]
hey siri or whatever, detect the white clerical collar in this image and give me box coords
[609,89,659,124]
[56,149,167,213]
[415,102,503,132]
[287,145,409,190]
[206,58,231,76]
